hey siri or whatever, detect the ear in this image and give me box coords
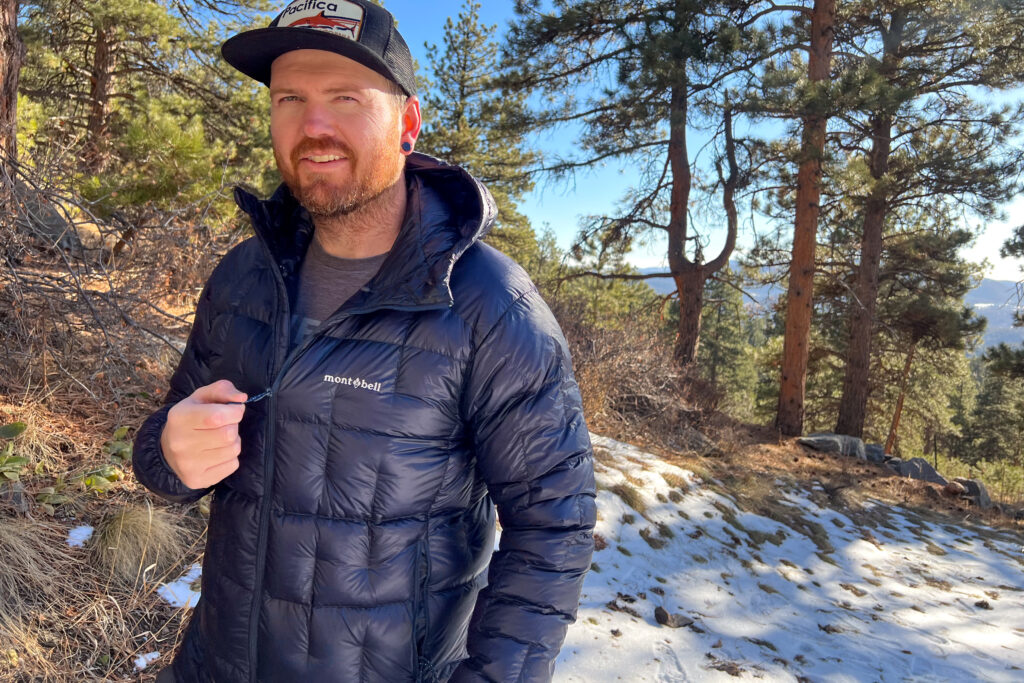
[400,96,422,155]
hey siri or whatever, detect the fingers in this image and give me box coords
[194,403,246,430]
[203,456,240,481]
[201,434,243,461]
[191,379,247,405]
[182,456,240,490]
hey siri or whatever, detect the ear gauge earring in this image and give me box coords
[401,141,412,153]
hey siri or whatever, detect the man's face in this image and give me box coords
[269,50,409,217]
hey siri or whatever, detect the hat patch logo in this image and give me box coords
[280,0,364,40]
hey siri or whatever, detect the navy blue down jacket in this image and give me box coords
[132,154,597,682]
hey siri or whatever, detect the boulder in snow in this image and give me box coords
[864,443,887,464]
[654,606,694,628]
[799,433,866,460]
[891,457,947,486]
[954,478,992,509]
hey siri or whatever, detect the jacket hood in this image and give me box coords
[233,152,497,310]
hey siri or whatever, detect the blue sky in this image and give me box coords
[382,0,1024,282]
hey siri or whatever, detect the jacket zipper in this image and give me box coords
[247,254,290,683]
[243,251,450,681]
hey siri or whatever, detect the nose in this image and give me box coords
[300,101,334,139]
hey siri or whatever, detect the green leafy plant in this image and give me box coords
[35,476,73,516]
[0,422,29,482]
[104,426,132,464]
[80,464,125,494]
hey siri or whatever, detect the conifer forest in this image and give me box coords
[0,0,1023,680]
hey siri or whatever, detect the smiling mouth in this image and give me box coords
[303,154,346,163]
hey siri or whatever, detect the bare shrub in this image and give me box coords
[1,155,239,421]
[549,292,718,447]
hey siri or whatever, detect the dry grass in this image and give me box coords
[89,503,187,587]
[0,516,72,626]
[608,483,647,516]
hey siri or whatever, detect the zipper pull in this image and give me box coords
[228,388,272,405]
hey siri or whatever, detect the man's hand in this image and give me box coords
[160,379,248,489]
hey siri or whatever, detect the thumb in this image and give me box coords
[191,379,247,405]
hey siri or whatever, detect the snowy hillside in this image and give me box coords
[556,435,1024,682]
[123,433,1024,680]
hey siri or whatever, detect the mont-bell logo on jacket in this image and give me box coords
[280,0,364,40]
[323,374,383,393]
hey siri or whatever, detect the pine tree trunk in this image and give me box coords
[83,22,113,172]
[776,0,835,436]
[0,0,23,167]
[834,140,889,438]
[674,266,705,364]
[667,79,697,364]
[835,12,905,438]
[885,342,916,454]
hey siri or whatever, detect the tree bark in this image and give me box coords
[0,0,23,167]
[669,88,738,365]
[83,22,113,173]
[835,12,905,438]
[884,342,916,454]
[834,115,890,437]
[776,0,835,436]
[667,81,697,363]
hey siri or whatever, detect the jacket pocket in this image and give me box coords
[413,534,431,681]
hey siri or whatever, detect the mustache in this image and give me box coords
[291,137,354,164]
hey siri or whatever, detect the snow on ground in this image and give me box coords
[66,525,93,548]
[148,433,1024,681]
[555,434,1024,682]
[133,651,160,670]
[158,563,202,609]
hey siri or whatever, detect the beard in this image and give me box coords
[275,134,404,219]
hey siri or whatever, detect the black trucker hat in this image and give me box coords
[222,0,417,96]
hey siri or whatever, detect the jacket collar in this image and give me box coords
[234,153,496,311]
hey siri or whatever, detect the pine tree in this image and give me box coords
[0,0,23,165]
[16,0,273,218]
[416,0,539,265]
[501,0,766,365]
[971,369,1024,466]
[830,0,1024,437]
[775,0,837,436]
[697,267,760,420]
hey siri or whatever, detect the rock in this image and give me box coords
[654,606,694,628]
[954,478,993,509]
[1015,508,1024,522]
[943,481,967,497]
[864,443,887,464]
[891,457,948,486]
[671,427,721,457]
[798,433,866,460]
[13,181,81,253]
[1,481,30,514]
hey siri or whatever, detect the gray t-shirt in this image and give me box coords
[290,237,388,345]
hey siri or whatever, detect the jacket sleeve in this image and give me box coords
[451,289,597,683]
[131,281,218,505]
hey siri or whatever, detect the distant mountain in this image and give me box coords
[638,268,1022,350]
[967,279,1021,349]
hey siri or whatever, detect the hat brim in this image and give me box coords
[221,27,410,94]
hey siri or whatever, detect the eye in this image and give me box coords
[275,95,300,104]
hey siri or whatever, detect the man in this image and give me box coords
[132,1,597,681]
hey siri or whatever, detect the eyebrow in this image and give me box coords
[269,85,365,97]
